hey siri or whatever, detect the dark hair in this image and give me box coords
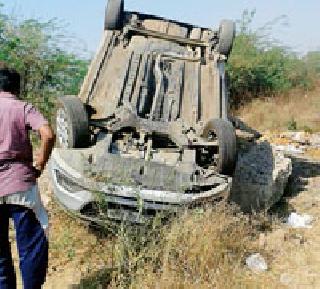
[0,62,20,95]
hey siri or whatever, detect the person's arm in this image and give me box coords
[34,124,55,173]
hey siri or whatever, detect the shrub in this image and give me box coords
[227,10,313,107]
[106,204,275,288]
[0,3,88,118]
[287,118,297,131]
[304,51,320,79]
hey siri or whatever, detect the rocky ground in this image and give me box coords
[255,131,320,288]
[10,130,320,288]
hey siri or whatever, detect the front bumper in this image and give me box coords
[49,149,232,222]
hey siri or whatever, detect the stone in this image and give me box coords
[291,132,308,145]
[230,141,292,212]
[245,253,268,272]
[287,212,313,229]
[310,134,320,147]
[274,144,305,155]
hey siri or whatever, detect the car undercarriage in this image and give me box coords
[50,0,237,223]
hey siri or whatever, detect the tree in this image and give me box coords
[227,10,312,107]
[0,4,88,118]
[304,51,320,76]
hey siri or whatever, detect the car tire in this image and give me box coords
[56,96,90,148]
[202,119,237,175]
[104,0,124,31]
[216,20,236,57]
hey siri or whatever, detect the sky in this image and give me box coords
[2,0,320,57]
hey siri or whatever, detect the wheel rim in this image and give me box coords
[56,108,69,148]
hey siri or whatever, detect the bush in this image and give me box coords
[0,3,88,118]
[227,10,312,107]
[104,204,275,288]
[304,51,320,78]
[287,118,297,131]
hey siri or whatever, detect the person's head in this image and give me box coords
[0,62,21,96]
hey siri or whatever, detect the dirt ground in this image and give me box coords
[258,153,320,288]
[10,136,320,289]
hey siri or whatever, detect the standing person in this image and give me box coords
[0,63,55,289]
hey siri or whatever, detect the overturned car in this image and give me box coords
[50,0,237,223]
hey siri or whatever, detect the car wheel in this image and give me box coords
[104,0,124,30]
[202,119,237,175]
[216,20,236,57]
[56,96,90,148]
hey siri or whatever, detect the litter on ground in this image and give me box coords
[245,253,268,273]
[287,212,314,229]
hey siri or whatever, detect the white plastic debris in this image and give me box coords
[245,253,268,272]
[291,132,308,144]
[287,212,313,228]
[274,145,304,155]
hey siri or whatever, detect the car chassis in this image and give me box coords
[50,0,237,223]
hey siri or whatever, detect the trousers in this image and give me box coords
[0,204,48,289]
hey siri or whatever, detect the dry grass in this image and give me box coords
[258,182,320,288]
[41,201,287,289]
[305,147,320,160]
[42,193,320,289]
[41,202,115,288]
[38,85,320,288]
[235,85,320,133]
[104,205,285,289]
[127,206,258,289]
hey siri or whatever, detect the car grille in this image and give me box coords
[54,170,87,193]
